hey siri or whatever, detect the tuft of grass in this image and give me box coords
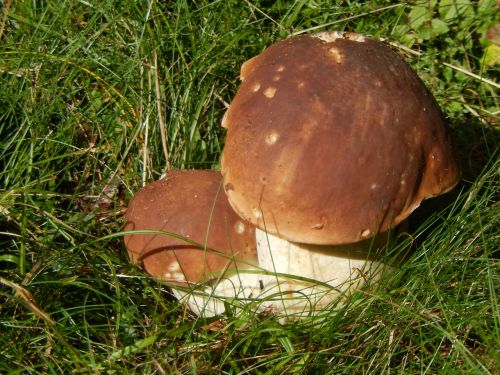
[1,0,498,373]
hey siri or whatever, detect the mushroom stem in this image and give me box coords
[255,228,394,317]
[174,228,396,319]
[171,268,263,317]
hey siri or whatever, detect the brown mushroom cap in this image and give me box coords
[221,32,460,245]
[124,170,257,284]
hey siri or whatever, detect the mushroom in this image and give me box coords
[220,32,460,316]
[124,169,260,316]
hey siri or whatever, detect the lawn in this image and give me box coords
[0,0,498,373]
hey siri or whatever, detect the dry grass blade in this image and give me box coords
[0,0,11,39]
[0,277,56,326]
[154,50,170,171]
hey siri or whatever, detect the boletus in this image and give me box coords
[220,31,460,316]
[124,170,260,316]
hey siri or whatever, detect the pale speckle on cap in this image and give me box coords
[276,65,285,72]
[263,86,277,98]
[272,75,281,82]
[265,131,279,145]
[168,261,181,272]
[252,207,262,219]
[371,183,380,190]
[164,271,186,282]
[328,47,343,64]
[361,229,371,238]
[234,221,246,235]
[297,81,306,89]
[298,120,317,142]
[252,83,261,92]
[400,171,408,186]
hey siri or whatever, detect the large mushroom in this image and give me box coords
[220,32,460,316]
[124,169,260,316]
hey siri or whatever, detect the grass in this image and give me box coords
[0,0,498,373]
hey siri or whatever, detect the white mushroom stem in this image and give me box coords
[172,228,394,319]
[254,229,392,317]
[170,272,262,317]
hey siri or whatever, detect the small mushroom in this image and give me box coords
[220,32,460,316]
[124,169,260,316]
